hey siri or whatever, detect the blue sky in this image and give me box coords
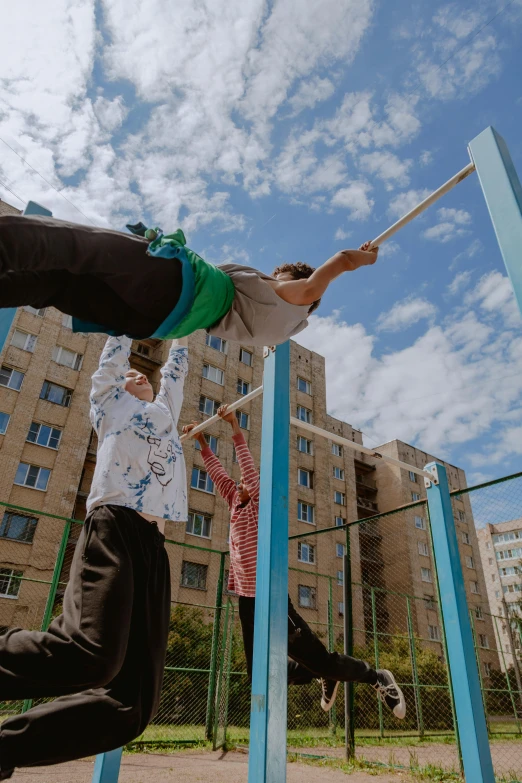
[1,0,522,485]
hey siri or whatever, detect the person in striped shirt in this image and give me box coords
[183,407,406,719]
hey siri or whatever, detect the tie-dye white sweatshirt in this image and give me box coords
[87,336,188,521]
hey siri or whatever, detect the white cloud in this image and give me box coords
[335,227,352,241]
[447,270,472,296]
[423,206,472,243]
[376,297,437,332]
[359,151,412,189]
[93,96,128,132]
[287,76,335,117]
[419,150,433,166]
[331,181,374,220]
[377,240,400,257]
[465,270,521,328]
[388,189,431,219]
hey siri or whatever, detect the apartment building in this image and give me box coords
[477,520,522,672]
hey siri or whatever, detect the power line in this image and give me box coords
[0,177,26,207]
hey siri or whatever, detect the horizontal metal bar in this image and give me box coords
[370,162,476,248]
[290,417,433,479]
[180,385,264,442]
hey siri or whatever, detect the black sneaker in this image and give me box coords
[319,678,340,712]
[374,669,406,719]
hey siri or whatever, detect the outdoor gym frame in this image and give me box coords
[1,126,521,783]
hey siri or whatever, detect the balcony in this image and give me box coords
[356,474,377,491]
[357,496,379,513]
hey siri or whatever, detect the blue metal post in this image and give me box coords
[91,748,123,783]
[0,200,52,353]
[248,342,290,783]
[425,462,494,783]
[468,127,522,318]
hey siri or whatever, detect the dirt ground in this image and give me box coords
[13,749,414,783]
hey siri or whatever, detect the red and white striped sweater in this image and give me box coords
[201,433,259,597]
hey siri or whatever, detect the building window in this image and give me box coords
[337,570,344,585]
[486,542,491,550]
[237,378,251,396]
[298,542,315,564]
[336,543,344,558]
[424,595,436,610]
[239,348,253,366]
[478,634,489,649]
[0,412,10,435]
[191,468,215,494]
[475,606,484,620]
[62,314,73,328]
[489,558,493,565]
[11,330,37,352]
[0,366,25,391]
[199,395,219,416]
[27,422,62,450]
[40,381,72,407]
[428,625,441,641]
[334,491,345,506]
[52,346,83,370]
[297,377,312,394]
[25,306,46,317]
[415,516,426,530]
[206,334,227,353]
[495,590,500,599]
[333,466,345,480]
[331,443,343,457]
[298,585,316,609]
[236,410,250,430]
[232,446,238,463]
[0,569,23,599]
[195,434,219,455]
[297,502,315,524]
[135,343,150,357]
[298,469,313,488]
[409,470,417,483]
[470,581,480,594]
[14,463,51,491]
[462,532,470,545]
[0,512,38,544]
[296,405,312,424]
[338,602,344,616]
[484,662,492,677]
[181,561,208,590]
[421,568,432,583]
[418,542,429,557]
[297,436,313,455]
[412,492,421,502]
[465,556,474,569]
[202,364,224,385]
[458,510,466,522]
[335,516,345,527]
[186,511,212,539]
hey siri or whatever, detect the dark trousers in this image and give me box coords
[238,595,377,685]
[0,215,183,337]
[0,506,171,776]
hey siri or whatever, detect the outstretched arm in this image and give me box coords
[217,405,260,503]
[90,336,132,428]
[270,242,379,307]
[156,337,189,424]
[182,422,237,506]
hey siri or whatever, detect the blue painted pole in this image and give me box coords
[248,342,290,783]
[91,748,123,783]
[425,462,494,783]
[0,200,52,354]
[468,127,522,318]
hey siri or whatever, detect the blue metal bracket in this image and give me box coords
[425,462,494,783]
[248,342,290,783]
[91,747,123,783]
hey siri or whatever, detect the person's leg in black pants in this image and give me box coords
[0,506,171,778]
[0,215,183,335]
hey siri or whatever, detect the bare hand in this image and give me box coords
[217,404,237,425]
[339,243,378,271]
[183,421,207,445]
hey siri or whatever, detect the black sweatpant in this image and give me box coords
[0,215,183,338]
[238,595,377,686]
[0,505,171,777]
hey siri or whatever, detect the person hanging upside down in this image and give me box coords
[0,335,188,780]
[183,406,406,718]
[0,214,378,346]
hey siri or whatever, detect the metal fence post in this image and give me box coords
[343,527,355,760]
[248,342,290,783]
[491,613,521,731]
[22,518,71,714]
[406,597,424,738]
[206,551,226,739]
[425,462,495,783]
[91,749,123,783]
[502,598,522,717]
[327,577,337,736]
[469,608,491,735]
[370,587,384,738]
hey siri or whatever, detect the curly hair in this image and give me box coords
[271,262,320,314]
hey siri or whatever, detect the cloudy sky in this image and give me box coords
[1,0,522,484]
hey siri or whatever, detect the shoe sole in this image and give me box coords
[380,669,406,719]
[321,680,340,712]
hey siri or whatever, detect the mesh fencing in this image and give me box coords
[2,477,522,780]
